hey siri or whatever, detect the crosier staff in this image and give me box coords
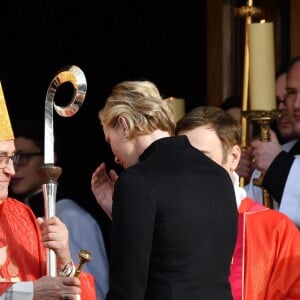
[37,65,87,276]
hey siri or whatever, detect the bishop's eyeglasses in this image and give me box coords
[0,154,19,169]
[0,152,42,169]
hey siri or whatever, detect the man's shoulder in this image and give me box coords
[241,197,298,225]
[5,197,38,223]
[7,197,35,212]
[56,199,94,220]
[240,197,265,212]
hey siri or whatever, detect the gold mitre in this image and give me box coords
[0,81,14,141]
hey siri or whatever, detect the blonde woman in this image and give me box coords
[92,80,237,300]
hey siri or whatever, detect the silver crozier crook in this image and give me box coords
[37,65,87,276]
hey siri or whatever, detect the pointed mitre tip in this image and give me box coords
[0,81,14,141]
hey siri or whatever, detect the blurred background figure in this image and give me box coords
[245,63,298,210]
[274,69,297,144]
[246,57,300,227]
[9,117,109,300]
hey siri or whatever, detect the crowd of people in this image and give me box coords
[0,55,299,299]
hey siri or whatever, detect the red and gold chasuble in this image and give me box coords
[0,198,45,293]
[229,197,300,300]
[0,198,96,300]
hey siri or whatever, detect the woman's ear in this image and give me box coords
[118,116,129,139]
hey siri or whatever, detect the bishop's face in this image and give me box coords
[0,140,16,204]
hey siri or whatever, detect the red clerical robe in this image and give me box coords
[230,197,300,300]
[0,198,96,299]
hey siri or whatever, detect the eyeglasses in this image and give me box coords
[0,155,19,169]
[13,152,43,167]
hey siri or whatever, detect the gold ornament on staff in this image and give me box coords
[235,0,262,188]
[37,65,87,276]
[74,250,93,278]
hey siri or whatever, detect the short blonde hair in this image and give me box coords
[99,80,175,138]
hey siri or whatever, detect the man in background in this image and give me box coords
[176,105,300,299]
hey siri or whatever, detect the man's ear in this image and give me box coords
[118,116,129,138]
[231,145,241,170]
